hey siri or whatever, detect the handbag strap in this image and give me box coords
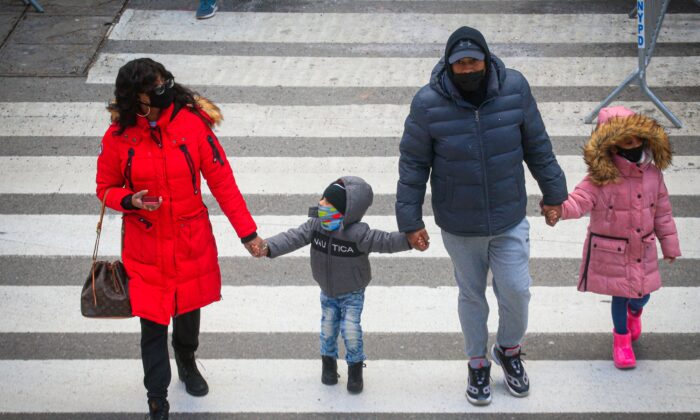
[92,187,113,264]
[91,188,115,306]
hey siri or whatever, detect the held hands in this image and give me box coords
[407,228,430,251]
[540,203,562,227]
[244,236,269,258]
[132,189,162,212]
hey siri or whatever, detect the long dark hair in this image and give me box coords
[108,58,199,134]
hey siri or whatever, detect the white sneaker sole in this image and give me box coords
[196,5,218,19]
[465,391,492,406]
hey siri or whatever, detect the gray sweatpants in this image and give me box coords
[441,217,532,358]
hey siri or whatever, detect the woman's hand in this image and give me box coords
[132,189,162,212]
[664,256,676,264]
[244,236,268,258]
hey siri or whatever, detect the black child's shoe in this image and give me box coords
[491,344,530,397]
[321,356,339,385]
[145,398,169,420]
[466,363,492,406]
[347,362,365,394]
[175,351,209,396]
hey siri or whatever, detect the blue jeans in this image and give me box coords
[441,217,532,358]
[320,288,366,364]
[612,294,651,334]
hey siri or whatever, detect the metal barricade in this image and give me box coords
[585,0,683,127]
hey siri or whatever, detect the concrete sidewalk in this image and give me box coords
[0,0,127,76]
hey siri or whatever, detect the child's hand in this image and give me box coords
[407,229,430,251]
[545,209,560,226]
[541,204,561,227]
[664,256,676,264]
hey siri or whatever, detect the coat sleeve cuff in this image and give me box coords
[241,232,258,244]
[659,235,681,258]
[120,194,138,210]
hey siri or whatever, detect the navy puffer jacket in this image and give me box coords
[396,27,567,236]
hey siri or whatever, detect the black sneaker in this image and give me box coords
[321,356,339,385]
[466,363,492,406]
[491,344,529,397]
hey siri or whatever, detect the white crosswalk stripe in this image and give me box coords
[2,214,699,258]
[2,360,699,413]
[2,156,699,195]
[3,101,700,137]
[109,10,700,43]
[87,54,700,87]
[1,2,698,418]
[1,285,698,333]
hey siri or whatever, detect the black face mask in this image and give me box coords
[452,70,485,93]
[148,85,175,110]
[617,144,645,162]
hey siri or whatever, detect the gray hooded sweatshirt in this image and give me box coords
[266,176,411,297]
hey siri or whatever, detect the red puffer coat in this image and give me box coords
[96,98,256,325]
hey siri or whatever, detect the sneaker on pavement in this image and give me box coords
[466,363,492,406]
[491,344,530,397]
[196,0,218,19]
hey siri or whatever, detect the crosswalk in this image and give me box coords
[0,0,698,418]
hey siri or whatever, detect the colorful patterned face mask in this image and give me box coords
[318,205,343,231]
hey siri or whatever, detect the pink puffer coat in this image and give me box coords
[561,108,681,298]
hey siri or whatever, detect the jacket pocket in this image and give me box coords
[642,233,658,262]
[123,214,158,265]
[178,145,199,196]
[581,233,628,291]
[176,209,214,261]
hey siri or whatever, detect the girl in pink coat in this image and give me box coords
[546,106,681,369]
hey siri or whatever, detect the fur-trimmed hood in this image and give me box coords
[584,113,672,185]
[108,96,223,126]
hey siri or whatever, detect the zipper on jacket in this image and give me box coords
[474,109,492,234]
[137,217,152,229]
[327,236,333,296]
[206,135,225,166]
[150,126,163,149]
[124,148,135,190]
[178,145,199,195]
[581,232,629,291]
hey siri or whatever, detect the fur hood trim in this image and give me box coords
[584,114,671,185]
[108,96,223,126]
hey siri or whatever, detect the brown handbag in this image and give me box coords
[81,188,133,318]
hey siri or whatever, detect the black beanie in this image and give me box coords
[322,182,347,214]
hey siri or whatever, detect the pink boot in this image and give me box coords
[612,330,636,369]
[627,307,643,342]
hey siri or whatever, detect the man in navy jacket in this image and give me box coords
[395,26,567,406]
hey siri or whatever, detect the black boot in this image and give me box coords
[347,362,365,394]
[145,398,169,420]
[175,351,209,396]
[321,356,339,385]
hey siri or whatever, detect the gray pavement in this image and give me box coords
[0,0,126,77]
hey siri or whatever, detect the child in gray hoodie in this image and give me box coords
[260,176,413,394]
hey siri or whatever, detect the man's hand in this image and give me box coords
[407,228,430,251]
[541,204,562,227]
[132,189,162,212]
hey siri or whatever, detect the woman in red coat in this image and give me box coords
[96,58,263,419]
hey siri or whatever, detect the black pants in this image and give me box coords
[140,309,200,399]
